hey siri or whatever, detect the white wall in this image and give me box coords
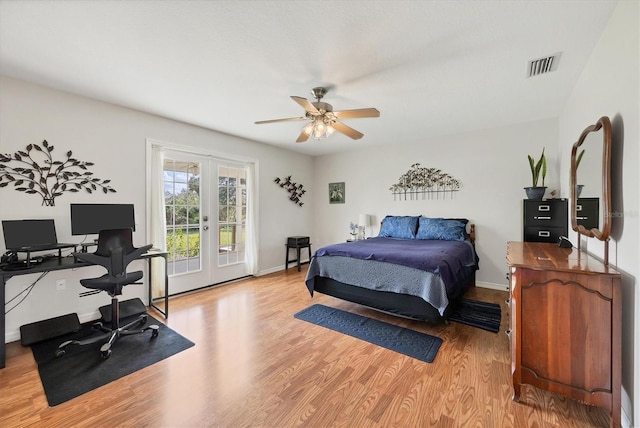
[313,118,560,289]
[0,76,314,341]
[558,1,639,426]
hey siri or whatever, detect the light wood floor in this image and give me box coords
[0,267,610,427]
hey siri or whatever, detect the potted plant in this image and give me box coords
[524,148,547,200]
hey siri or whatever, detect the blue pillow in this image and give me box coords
[378,216,420,239]
[416,218,467,241]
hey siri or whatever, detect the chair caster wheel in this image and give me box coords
[100,349,112,359]
[55,349,66,358]
[150,325,159,338]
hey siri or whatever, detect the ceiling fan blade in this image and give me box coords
[296,131,310,143]
[291,96,320,114]
[332,121,364,140]
[333,108,380,119]
[255,117,307,125]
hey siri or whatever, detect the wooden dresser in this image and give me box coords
[506,241,621,427]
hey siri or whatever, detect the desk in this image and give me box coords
[0,250,168,369]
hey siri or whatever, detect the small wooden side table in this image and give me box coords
[285,236,312,272]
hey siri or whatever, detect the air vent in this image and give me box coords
[527,53,561,77]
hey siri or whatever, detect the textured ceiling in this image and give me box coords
[0,1,618,156]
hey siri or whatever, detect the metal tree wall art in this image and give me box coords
[274,175,305,206]
[390,163,461,200]
[0,140,116,206]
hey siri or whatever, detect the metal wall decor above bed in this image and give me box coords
[390,163,461,200]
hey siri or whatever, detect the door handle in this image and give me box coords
[203,225,209,231]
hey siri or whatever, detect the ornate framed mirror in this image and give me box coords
[570,116,612,261]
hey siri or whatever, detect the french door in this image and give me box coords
[162,150,249,295]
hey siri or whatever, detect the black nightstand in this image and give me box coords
[285,236,312,272]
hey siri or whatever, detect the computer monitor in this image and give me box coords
[2,219,59,250]
[70,203,136,235]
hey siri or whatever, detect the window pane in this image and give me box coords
[163,181,174,197]
[174,182,187,195]
[219,225,230,250]
[175,207,188,225]
[187,175,199,195]
[218,253,227,266]
[175,171,188,183]
[188,257,200,271]
[188,207,200,224]
[166,227,177,252]
[219,187,228,205]
[165,206,174,225]
[219,166,229,181]
[187,227,200,257]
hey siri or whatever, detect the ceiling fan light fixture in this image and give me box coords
[326,123,335,136]
[257,87,379,143]
[302,122,314,136]
[303,116,335,140]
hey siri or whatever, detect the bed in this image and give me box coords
[304,216,478,323]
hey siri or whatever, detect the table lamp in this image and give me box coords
[358,214,372,239]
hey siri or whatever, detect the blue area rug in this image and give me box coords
[294,304,442,363]
[448,299,501,333]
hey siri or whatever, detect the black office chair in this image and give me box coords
[56,228,158,359]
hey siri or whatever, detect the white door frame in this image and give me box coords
[145,138,259,295]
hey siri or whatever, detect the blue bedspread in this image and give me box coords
[313,237,478,289]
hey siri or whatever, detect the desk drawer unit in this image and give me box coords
[576,197,599,230]
[523,199,567,243]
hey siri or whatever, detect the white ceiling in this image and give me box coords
[0,1,618,156]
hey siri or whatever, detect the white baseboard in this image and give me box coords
[258,260,311,277]
[476,281,509,291]
[5,330,20,343]
[258,266,284,276]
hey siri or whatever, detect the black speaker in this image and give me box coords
[1,251,18,265]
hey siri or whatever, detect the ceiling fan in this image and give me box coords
[255,87,380,143]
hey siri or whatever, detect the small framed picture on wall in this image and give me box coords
[329,182,345,204]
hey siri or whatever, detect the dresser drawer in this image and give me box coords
[523,226,565,243]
